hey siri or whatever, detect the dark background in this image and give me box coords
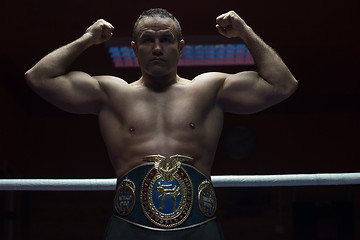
[1,0,359,239]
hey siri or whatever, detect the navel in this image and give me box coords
[189,122,195,129]
[129,127,135,133]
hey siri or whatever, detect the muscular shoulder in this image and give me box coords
[190,72,229,95]
[192,72,228,87]
[93,75,140,106]
[95,75,142,98]
[94,75,129,90]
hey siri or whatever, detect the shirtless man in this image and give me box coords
[25,8,297,240]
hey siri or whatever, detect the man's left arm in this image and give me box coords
[216,11,298,114]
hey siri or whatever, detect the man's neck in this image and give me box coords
[141,73,179,91]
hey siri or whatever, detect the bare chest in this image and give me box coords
[99,80,224,177]
[120,89,210,133]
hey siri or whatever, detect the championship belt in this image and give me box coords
[113,155,217,231]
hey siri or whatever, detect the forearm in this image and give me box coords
[25,19,114,83]
[241,26,296,87]
[25,33,93,81]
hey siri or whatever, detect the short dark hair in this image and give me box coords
[132,8,182,42]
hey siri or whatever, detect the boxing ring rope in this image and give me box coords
[1,172,360,191]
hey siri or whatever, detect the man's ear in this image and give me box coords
[179,39,185,56]
[131,41,137,56]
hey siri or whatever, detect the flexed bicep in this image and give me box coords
[28,71,107,114]
[215,10,298,114]
[218,71,283,114]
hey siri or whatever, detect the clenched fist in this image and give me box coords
[216,11,248,39]
[85,19,114,45]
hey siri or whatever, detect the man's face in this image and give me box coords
[131,17,184,77]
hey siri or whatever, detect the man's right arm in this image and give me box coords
[25,19,114,114]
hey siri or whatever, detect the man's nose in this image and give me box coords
[152,39,163,56]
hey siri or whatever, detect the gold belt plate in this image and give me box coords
[140,155,194,228]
